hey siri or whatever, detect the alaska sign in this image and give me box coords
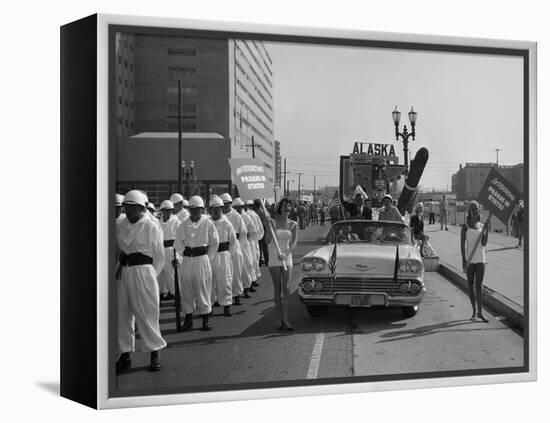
[352,142,396,157]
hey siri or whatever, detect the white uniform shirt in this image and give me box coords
[246,209,264,241]
[175,215,219,262]
[176,208,190,223]
[225,208,247,247]
[210,215,238,254]
[160,214,180,241]
[239,211,256,241]
[116,214,165,275]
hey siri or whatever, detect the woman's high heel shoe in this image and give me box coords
[282,321,294,331]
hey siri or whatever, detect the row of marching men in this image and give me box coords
[114,190,264,374]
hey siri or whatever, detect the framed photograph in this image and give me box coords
[60,13,537,409]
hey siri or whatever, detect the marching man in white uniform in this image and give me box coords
[233,198,256,298]
[116,190,166,373]
[170,193,190,223]
[245,199,264,288]
[158,200,180,301]
[209,196,237,317]
[220,193,246,305]
[174,195,219,331]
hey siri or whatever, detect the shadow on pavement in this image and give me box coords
[375,319,508,344]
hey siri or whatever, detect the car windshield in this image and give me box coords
[327,221,412,245]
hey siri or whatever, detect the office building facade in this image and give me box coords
[452,162,524,201]
[114,33,275,204]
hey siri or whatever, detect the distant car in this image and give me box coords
[299,220,425,318]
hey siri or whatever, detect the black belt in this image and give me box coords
[119,252,153,267]
[163,239,175,248]
[217,242,230,252]
[183,246,208,257]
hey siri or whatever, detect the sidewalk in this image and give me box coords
[425,222,524,308]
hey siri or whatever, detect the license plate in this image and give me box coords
[350,295,371,307]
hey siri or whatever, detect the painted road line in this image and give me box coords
[306,333,325,379]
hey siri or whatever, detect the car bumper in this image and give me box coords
[298,286,425,307]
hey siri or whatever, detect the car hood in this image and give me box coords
[303,243,421,277]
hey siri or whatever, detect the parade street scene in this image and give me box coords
[113,33,526,394]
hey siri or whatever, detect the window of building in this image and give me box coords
[167,104,197,117]
[167,86,197,95]
[167,122,198,131]
[167,47,197,56]
[169,67,197,79]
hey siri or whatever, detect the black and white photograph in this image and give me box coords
[7,0,550,419]
[106,20,532,401]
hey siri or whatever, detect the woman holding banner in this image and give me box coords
[265,198,298,331]
[460,201,490,323]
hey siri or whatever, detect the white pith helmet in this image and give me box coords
[181,199,189,207]
[233,197,244,207]
[123,190,147,208]
[170,193,184,204]
[188,195,205,208]
[115,193,124,206]
[245,199,254,206]
[209,197,224,208]
[146,202,156,212]
[160,200,174,210]
[219,193,232,203]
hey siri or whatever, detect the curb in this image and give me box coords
[436,261,524,333]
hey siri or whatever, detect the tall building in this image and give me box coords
[114,33,136,141]
[452,162,524,201]
[114,34,275,204]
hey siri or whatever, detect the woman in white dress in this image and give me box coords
[265,198,298,330]
[460,201,489,322]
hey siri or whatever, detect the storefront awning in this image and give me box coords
[129,132,224,140]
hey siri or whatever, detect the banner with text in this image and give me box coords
[477,168,520,224]
[228,158,274,201]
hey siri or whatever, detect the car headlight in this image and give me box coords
[302,281,314,292]
[409,260,421,273]
[409,282,421,294]
[302,258,326,272]
[314,261,326,271]
[399,260,410,272]
[302,261,313,271]
[313,280,324,291]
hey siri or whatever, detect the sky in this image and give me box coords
[265,41,524,192]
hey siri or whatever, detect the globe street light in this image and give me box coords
[393,106,418,170]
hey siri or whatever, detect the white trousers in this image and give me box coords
[179,255,212,315]
[117,264,166,353]
[241,240,255,289]
[231,247,244,297]
[252,240,261,279]
[158,246,175,294]
[211,251,233,306]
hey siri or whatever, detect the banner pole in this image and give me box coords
[261,199,287,271]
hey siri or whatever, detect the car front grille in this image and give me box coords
[302,277,419,296]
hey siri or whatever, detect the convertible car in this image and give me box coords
[299,220,425,318]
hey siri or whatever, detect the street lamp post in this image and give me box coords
[392,106,418,170]
[182,160,195,198]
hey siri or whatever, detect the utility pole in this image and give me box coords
[281,158,291,197]
[244,135,256,158]
[313,175,316,204]
[178,80,182,195]
[297,172,303,202]
[496,148,500,167]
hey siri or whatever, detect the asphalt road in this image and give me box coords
[115,223,524,394]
